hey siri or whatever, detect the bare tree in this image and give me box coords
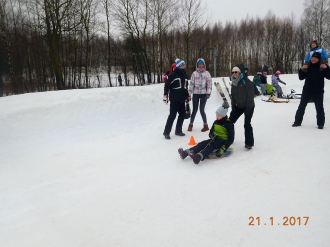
[180,0,207,75]
[302,0,330,47]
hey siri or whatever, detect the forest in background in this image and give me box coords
[1,0,330,96]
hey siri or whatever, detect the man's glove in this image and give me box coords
[206,94,210,99]
[217,145,226,157]
[186,95,191,102]
[222,101,229,108]
[163,95,169,104]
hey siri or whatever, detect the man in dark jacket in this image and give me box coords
[229,64,255,149]
[163,59,189,139]
[293,52,330,129]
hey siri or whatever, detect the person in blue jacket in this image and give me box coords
[302,40,328,72]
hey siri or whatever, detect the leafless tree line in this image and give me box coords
[0,0,330,96]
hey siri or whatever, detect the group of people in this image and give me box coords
[163,39,330,164]
[251,69,286,97]
[163,58,213,139]
[163,58,255,164]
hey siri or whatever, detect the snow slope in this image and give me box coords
[1,74,330,247]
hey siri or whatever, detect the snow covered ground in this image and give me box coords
[1,74,330,247]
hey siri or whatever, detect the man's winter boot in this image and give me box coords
[192,153,203,164]
[318,126,324,129]
[245,144,252,150]
[178,148,189,159]
[292,122,301,127]
[163,133,171,139]
[187,124,193,131]
[175,132,185,136]
[201,124,209,132]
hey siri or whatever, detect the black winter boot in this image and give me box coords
[192,153,203,164]
[178,148,189,159]
[163,133,171,139]
[245,144,253,150]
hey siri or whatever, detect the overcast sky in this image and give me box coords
[204,0,305,24]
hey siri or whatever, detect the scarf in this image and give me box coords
[231,73,244,86]
[197,67,205,73]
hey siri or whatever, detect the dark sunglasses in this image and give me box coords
[232,71,239,74]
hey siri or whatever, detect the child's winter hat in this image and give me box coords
[197,58,205,66]
[175,58,186,69]
[170,63,176,73]
[275,70,281,75]
[257,71,262,75]
[216,106,228,117]
[244,66,249,70]
[309,39,319,48]
[312,52,321,60]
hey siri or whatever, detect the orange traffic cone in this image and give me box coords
[188,136,197,146]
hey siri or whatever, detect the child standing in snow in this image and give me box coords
[178,103,234,164]
[187,58,212,132]
[302,40,328,72]
[271,70,286,98]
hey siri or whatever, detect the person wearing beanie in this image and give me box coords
[163,58,189,139]
[229,64,255,149]
[178,102,234,164]
[253,71,266,95]
[259,71,275,95]
[170,62,176,73]
[175,58,186,69]
[292,52,330,129]
[271,70,286,98]
[302,40,329,72]
[187,58,212,132]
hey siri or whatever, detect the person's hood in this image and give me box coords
[196,58,206,70]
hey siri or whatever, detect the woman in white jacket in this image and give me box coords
[187,58,212,132]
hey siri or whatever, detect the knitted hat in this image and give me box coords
[275,70,281,75]
[215,106,228,117]
[175,58,186,69]
[197,58,205,66]
[257,71,262,75]
[310,40,318,47]
[312,52,321,60]
[244,66,249,70]
[170,63,176,73]
[232,66,241,73]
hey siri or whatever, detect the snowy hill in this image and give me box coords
[1,74,330,247]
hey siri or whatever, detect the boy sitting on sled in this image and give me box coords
[178,102,235,164]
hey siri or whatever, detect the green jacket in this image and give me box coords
[209,117,234,149]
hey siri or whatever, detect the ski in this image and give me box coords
[262,96,290,103]
[214,81,230,104]
[222,78,232,100]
